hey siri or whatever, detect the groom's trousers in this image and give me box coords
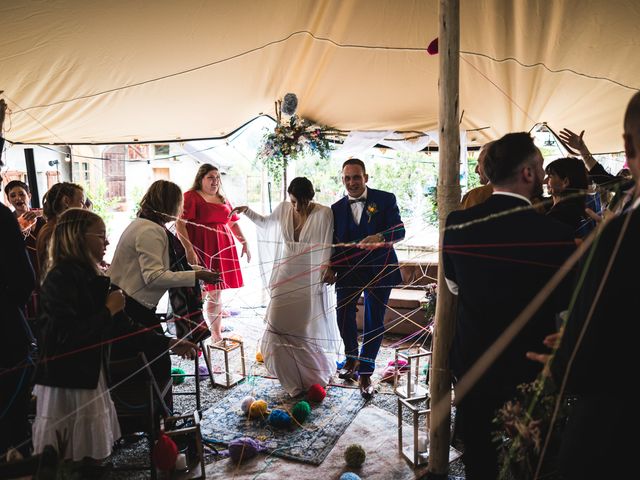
[336,285,391,375]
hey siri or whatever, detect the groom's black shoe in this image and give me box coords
[338,359,359,381]
[359,374,374,400]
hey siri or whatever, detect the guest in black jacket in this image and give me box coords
[528,91,640,480]
[443,133,576,479]
[1,97,37,457]
[544,157,593,237]
[33,208,196,462]
[0,203,36,457]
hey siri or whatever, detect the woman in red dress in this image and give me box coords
[176,164,250,342]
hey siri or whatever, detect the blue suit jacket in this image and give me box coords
[331,188,405,288]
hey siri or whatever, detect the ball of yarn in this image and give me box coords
[340,473,362,480]
[228,437,261,464]
[268,409,292,429]
[291,400,311,424]
[380,364,399,383]
[344,444,366,468]
[240,396,256,415]
[387,358,409,372]
[197,364,209,379]
[171,367,186,385]
[152,433,178,471]
[255,351,264,363]
[248,399,268,419]
[307,383,326,402]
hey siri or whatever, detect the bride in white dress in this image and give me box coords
[231,177,340,396]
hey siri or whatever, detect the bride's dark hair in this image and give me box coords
[287,177,315,203]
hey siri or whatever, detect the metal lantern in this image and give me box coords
[206,337,246,388]
[393,346,431,400]
[398,397,431,466]
[397,397,462,468]
[162,411,206,479]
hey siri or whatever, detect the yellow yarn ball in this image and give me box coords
[248,399,268,419]
[255,351,264,363]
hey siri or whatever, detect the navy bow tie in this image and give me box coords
[348,197,366,204]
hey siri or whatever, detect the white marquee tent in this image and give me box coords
[1,0,638,152]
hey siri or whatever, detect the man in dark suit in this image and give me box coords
[1,98,37,457]
[327,158,405,399]
[528,92,640,480]
[443,133,575,479]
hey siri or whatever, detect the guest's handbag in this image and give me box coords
[164,228,210,343]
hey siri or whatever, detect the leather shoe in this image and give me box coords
[338,359,360,381]
[359,375,374,400]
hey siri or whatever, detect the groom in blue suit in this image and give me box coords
[328,159,405,398]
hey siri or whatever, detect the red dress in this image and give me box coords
[182,190,243,291]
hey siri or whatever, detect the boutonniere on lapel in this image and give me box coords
[366,202,378,223]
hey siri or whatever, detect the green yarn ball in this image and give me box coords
[291,401,311,424]
[171,367,186,385]
[344,443,366,468]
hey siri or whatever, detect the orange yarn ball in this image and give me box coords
[255,351,264,363]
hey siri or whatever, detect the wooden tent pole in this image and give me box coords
[428,0,460,478]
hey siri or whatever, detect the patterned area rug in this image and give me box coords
[204,406,463,479]
[200,377,366,465]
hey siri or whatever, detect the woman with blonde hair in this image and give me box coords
[33,208,124,461]
[176,164,249,343]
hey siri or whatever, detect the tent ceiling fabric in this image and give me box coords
[1,0,638,152]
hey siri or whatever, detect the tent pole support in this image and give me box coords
[428,0,460,478]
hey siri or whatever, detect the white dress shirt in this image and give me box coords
[108,218,196,309]
[348,186,368,225]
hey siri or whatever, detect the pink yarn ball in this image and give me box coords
[387,359,409,372]
[307,383,327,402]
[380,365,398,383]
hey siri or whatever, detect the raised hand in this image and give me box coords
[229,206,248,218]
[558,128,587,153]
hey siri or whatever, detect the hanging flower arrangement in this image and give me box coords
[257,94,335,187]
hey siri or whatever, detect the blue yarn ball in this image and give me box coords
[268,409,292,429]
[340,473,362,480]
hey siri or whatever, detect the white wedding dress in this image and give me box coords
[245,202,340,396]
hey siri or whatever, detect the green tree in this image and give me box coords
[368,152,440,226]
[85,180,120,233]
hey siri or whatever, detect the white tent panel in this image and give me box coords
[1,0,638,152]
